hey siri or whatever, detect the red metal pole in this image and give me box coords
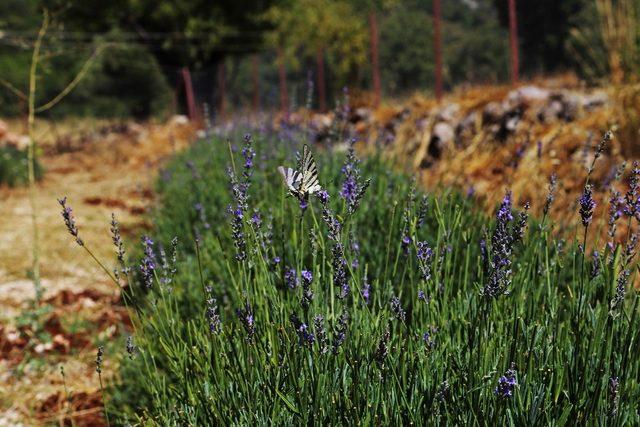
[316,47,327,112]
[433,0,443,101]
[251,54,260,113]
[277,47,289,114]
[181,67,197,121]
[508,0,519,84]
[217,59,226,120]
[369,12,381,108]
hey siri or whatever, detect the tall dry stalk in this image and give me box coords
[27,11,49,303]
[596,0,638,84]
[17,10,109,305]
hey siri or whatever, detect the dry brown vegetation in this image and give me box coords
[0,117,196,425]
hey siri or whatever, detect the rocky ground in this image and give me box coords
[0,118,195,425]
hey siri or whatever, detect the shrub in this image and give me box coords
[0,145,43,186]
[62,129,640,424]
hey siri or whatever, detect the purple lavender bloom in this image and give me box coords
[301,269,314,308]
[332,310,349,354]
[139,236,156,289]
[301,270,313,284]
[482,191,515,298]
[272,256,281,265]
[361,281,372,305]
[480,238,488,269]
[205,288,221,334]
[466,185,476,199]
[227,204,246,261]
[401,235,412,256]
[422,330,435,350]
[110,213,125,266]
[608,190,624,246]
[314,315,328,354]
[416,195,429,229]
[290,315,314,346]
[374,327,391,365]
[316,189,330,205]
[610,269,630,311]
[579,184,596,227]
[58,197,84,246]
[513,202,530,243]
[417,289,431,304]
[241,134,255,180]
[332,243,350,299]
[390,296,406,322]
[322,206,342,241]
[624,161,640,218]
[299,198,308,212]
[339,140,371,215]
[250,210,262,228]
[236,302,255,343]
[494,364,517,399]
[416,241,434,281]
[285,267,299,289]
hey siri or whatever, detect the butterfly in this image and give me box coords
[278,144,322,200]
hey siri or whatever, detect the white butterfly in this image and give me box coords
[278,144,322,200]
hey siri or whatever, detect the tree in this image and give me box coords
[493,0,587,74]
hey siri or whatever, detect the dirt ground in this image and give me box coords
[0,117,196,425]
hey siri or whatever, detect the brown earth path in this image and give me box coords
[0,118,195,425]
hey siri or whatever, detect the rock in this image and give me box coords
[436,103,460,122]
[482,102,505,124]
[170,115,190,125]
[507,85,550,105]
[582,91,608,111]
[456,111,478,145]
[428,122,455,159]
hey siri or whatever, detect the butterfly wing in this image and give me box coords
[299,145,322,195]
[278,166,302,195]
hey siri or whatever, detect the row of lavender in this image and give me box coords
[61,129,640,424]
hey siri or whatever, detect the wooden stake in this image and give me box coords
[181,66,197,121]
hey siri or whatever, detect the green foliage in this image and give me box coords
[493,0,588,74]
[103,130,640,424]
[0,145,43,186]
[380,0,509,94]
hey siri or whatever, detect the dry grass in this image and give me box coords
[0,116,196,424]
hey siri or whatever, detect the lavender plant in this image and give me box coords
[59,130,640,425]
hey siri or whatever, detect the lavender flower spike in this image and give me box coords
[58,197,84,246]
[578,184,596,227]
[494,363,517,399]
